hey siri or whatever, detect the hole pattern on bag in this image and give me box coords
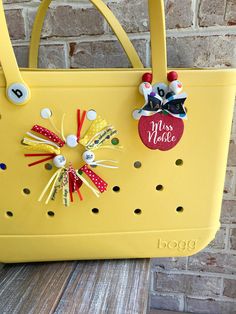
[134,208,142,215]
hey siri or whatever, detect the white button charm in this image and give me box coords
[66,134,78,148]
[40,108,52,119]
[53,155,66,168]
[87,110,97,121]
[82,151,95,164]
[7,83,30,105]
[152,83,168,98]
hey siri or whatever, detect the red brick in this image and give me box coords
[5,9,25,40]
[188,252,236,274]
[154,273,221,297]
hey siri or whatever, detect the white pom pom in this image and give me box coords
[87,110,97,121]
[40,108,52,119]
[53,155,66,168]
[66,134,78,148]
[82,151,95,164]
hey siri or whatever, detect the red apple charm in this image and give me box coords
[138,113,184,151]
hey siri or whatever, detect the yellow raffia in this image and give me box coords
[45,169,63,204]
[61,113,66,142]
[76,171,100,197]
[38,168,62,203]
[92,145,123,151]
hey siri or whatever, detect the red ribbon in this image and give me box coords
[32,125,65,147]
[80,165,108,193]
[67,165,83,202]
[77,109,86,141]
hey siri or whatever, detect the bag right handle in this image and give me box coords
[149,0,167,82]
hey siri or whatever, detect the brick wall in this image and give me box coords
[2,0,236,313]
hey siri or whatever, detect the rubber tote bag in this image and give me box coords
[0,0,235,263]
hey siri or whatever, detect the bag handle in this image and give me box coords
[29,0,144,69]
[0,0,31,105]
[0,0,167,106]
[149,0,167,83]
[29,0,167,82]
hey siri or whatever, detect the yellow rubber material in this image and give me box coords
[0,0,235,262]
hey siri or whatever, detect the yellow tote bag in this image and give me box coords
[0,0,235,263]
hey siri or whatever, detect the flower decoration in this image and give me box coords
[22,109,121,206]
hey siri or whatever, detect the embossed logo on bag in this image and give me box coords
[157,239,197,251]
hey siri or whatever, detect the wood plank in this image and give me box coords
[149,310,192,314]
[54,259,151,314]
[0,262,76,313]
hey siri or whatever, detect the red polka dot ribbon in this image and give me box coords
[32,125,65,147]
[80,165,108,193]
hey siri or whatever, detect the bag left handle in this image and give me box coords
[0,0,31,105]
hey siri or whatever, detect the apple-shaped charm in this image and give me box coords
[138,113,184,151]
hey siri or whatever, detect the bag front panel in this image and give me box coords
[0,70,235,244]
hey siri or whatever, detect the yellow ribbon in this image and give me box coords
[79,116,108,148]
[62,172,70,207]
[23,138,61,155]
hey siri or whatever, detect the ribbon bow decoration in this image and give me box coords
[140,92,188,120]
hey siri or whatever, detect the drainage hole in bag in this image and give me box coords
[134,209,142,215]
[176,206,184,213]
[47,211,55,217]
[0,163,7,171]
[45,163,53,170]
[156,185,164,191]
[113,186,120,192]
[92,208,99,214]
[175,159,184,166]
[6,211,13,218]
[23,188,31,195]
[134,161,142,169]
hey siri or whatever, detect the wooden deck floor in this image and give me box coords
[0,259,150,314]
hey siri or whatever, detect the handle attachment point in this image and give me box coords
[7,82,31,105]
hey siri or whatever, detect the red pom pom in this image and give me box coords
[167,71,178,82]
[142,72,153,83]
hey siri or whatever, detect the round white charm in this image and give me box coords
[53,155,66,168]
[40,108,52,119]
[82,151,95,164]
[152,83,168,98]
[87,110,97,121]
[66,134,78,148]
[7,83,30,105]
